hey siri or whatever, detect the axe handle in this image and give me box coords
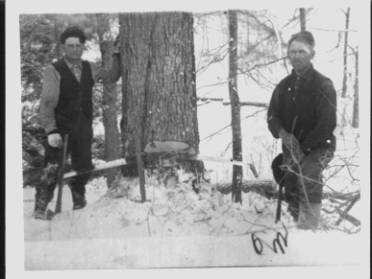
[275,184,283,223]
[54,134,69,214]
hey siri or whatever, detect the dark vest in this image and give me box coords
[53,59,94,133]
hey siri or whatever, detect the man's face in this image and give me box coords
[287,40,314,73]
[63,37,84,61]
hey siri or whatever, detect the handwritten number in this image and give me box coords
[250,223,288,255]
[251,233,263,255]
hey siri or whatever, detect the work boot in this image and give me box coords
[297,202,321,230]
[33,209,48,220]
[33,191,50,220]
[33,208,55,220]
[73,199,87,210]
[287,203,299,222]
[70,185,87,210]
[286,195,299,222]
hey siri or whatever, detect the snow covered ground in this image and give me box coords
[23,172,363,270]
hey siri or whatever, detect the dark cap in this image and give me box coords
[60,26,86,44]
[288,31,315,48]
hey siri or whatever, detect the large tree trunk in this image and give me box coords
[341,8,350,98]
[228,10,243,203]
[299,8,306,31]
[119,12,199,165]
[352,46,359,128]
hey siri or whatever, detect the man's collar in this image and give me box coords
[291,64,314,81]
[63,57,82,69]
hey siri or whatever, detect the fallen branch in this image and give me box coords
[216,180,277,198]
[216,180,361,203]
[248,163,259,178]
[325,191,360,201]
[335,210,361,227]
[335,193,361,226]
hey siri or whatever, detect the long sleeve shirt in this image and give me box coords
[39,59,102,134]
[40,54,123,134]
[267,65,337,152]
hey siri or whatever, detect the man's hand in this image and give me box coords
[48,133,63,148]
[279,129,304,163]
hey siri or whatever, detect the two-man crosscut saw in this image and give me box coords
[62,156,247,180]
[47,155,248,219]
[63,158,128,179]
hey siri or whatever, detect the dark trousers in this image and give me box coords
[271,148,334,220]
[34,114,93,212]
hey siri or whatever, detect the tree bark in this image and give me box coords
[119,12,199,163]
[352,46,359,128]
[228,10,243,203]
[341,8,350,98]
[299,8,306,31]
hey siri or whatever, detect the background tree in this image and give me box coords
[299,8,306,31]
[341,7,351,98]
[20,15,56,104]
[94,13,121,186]
[238,10,291,90]
[118,12,199,168]
[352,46,359,128]
[228,10,242,203]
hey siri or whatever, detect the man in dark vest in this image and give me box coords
[267,31,337,230]
[34,26,100,219]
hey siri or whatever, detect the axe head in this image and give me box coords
[271,153,285,186]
